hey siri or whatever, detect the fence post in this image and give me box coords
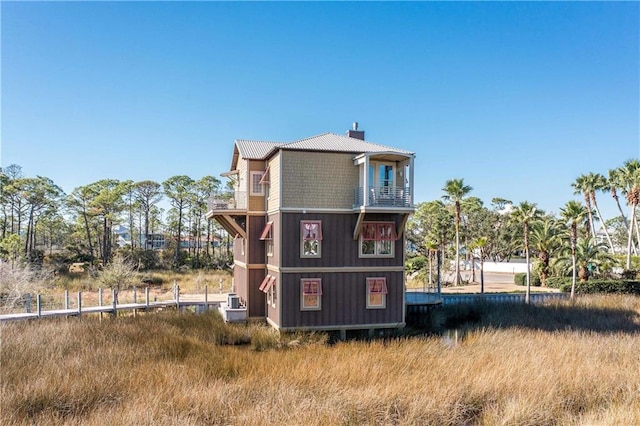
[99,288,103,321]
[145,287,150,312]
[176,284,180,312]
[37,294,42,318]
[133,286,138,318]
[112,288,118,317]
[26,293,31,314]
[205,285,208,311]
[77,292,82,317]
[64,290,69,310]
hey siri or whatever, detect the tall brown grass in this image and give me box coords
[54,269,232,293]
[2,295,640,425]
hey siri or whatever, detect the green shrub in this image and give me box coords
[140,274,164,285]
[514,272,541,286]
[559,280,640,295]
[405,256,427,274]
[546,276,570,289]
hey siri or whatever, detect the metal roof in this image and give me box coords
[235,140,282,160]
[234,132,413,161]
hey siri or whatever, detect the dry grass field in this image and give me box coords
[2,295,640,425]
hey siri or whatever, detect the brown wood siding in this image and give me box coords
[280,271,404,329]
[280,212,404,268]
[233,235,246,264]
[248,268,266,318]
[233,263,247,305]
[248,160,267,212]
[247,215,266,265]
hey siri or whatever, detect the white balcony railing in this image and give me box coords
[207,191,247,211]
[353,186,412,208]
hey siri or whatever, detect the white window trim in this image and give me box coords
[300,220,322,258]
[268,280,277,308]
[366,277,387,309]
[300,278,322,311]
[250,171,264,196]
[260,221,274,257]
[359,222,395,258]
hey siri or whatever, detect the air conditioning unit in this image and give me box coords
[227,293,240,309]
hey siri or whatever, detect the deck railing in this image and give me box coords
[354,186,412,208]
[0,284,229,322]
[207,191,247,211]
[405,291,568,306]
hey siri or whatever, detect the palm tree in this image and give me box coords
[530,218,561,286]
[560,200,588,299]
[469,236,488,294]
[619,159,640,269]
[557,237,616,282]
[590,172,615,253]
[442,178,473,286]
[424,239,439,289]
[510,201,542,304]
[572,174,596,238]
[608,168,629,231]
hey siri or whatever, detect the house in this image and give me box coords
[207,124,415,335]
[112,225,132,247]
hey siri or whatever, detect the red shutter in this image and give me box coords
[259,222,273,240]
[259,275,271,292]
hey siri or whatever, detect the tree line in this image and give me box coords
[0,164,230,270]
[406,159,640,301]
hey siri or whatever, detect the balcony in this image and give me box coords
[207,191,247,212]
[206,191,247,239]
[353,186,413,209]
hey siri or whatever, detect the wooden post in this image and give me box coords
[205,285,208,311]
[77,292,82,317]
[26,293,31,314]
[145,287,150,312]
[37,294,42,318]
[64,290,69,310]
[176,284,180,311]
[112,288,118,317]
[133,286,138,318]
[99,288,103,321]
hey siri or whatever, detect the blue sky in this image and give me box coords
[1,1,638,221]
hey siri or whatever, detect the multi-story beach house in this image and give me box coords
[207,125,415,335]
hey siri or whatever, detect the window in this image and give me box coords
[366,277,388,309]
[301,278,322,310]
[260,221,274,257]
[301,221,322,258]
[260,275,277,308]
[270,279,277,308]
[250,171,264,196]
[360,222,397,257]
[260,167,270,199]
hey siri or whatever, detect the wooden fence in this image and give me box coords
[0,284,225,323]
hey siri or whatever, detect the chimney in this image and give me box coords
[346,122,365,140]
